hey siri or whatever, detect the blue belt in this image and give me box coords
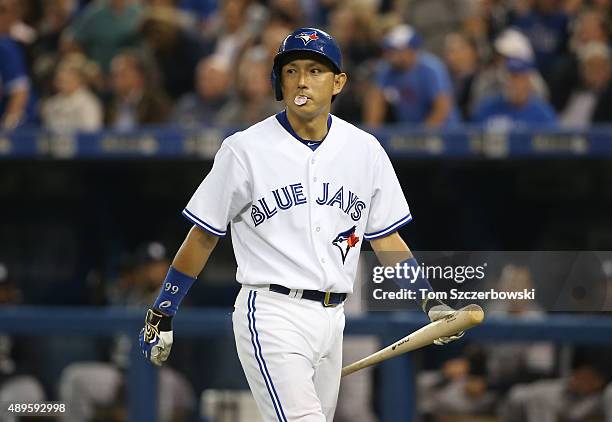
[269,284,347,307]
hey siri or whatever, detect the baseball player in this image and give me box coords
[139,27,463,421]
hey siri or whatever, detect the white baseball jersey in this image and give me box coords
[183,112,411,293]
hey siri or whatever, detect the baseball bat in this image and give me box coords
[341,304,484,377]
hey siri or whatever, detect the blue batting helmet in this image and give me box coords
[271,27,343,101]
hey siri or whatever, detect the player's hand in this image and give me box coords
[422,299,465,345]
[139,308,173,366]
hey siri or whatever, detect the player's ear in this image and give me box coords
[333,72,347,96]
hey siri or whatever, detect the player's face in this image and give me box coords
[280,58,347,119]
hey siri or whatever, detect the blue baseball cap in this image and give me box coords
[382,25,422,50]
[506,58,535,73]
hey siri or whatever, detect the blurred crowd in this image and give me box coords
[0,0,612,133]
[418,264,612,422]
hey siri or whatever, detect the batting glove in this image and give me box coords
[139,308,173,366]
[422,298,465,345]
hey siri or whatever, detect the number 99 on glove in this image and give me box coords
[139,308,174,366]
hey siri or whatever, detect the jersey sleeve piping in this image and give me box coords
[182,209,227,237]
[363,213,413,240]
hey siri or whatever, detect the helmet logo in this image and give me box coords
[295,31,319,46]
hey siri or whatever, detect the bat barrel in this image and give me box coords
[460,304,485,324]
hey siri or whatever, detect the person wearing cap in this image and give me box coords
[469,28,549,114]
[364,24,461,128]
[472,58,557,130]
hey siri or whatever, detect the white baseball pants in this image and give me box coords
[233,286,345,422]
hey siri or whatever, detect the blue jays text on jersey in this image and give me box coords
[182,113,411,292]
[251,182,366,226]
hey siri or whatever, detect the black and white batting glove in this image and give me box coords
[422,298,465,345]
[139,308,173,366]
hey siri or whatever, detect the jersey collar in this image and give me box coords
[275,110,332,151]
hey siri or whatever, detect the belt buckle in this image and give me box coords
[323,291,337,308]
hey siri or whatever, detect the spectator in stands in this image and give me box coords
[472,58,557,130]
[3,0,36,47]
[364,24,460,128]
[203,0,265,66]
[328,4,379,70]
[178,0,219,25]
[460,0,511,58]
[59,242,195,422]
[259,20,292,64]
[216,46,282,127]
[419,345,497,418]
[30,0,79,98]
[499,256,612,422]
[332,64,370,124]
[0,0,36,130]
[62,0,143,73]
[470,28,549,112]
[510,0,571,79]
[268,0,304,28]
[590,0,612,17]
[444,32,481,120]
[500,349,610,422]
[549,9,609,111]
[327,5,378,124]
[173,55,231,127]
[0,262,47,420]
[396,0,476,57]
[106,50,171,130]
[418,265,555,420]
[139,6,211,99]
[41,54,103,133]
[560,42,612,127]
[146,0,205,30]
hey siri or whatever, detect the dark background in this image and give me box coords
[2,158,612,304]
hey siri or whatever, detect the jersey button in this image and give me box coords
[316,227,321,232]
[313,177,318,182]
[321,258,326,264]
[311,158,316,164]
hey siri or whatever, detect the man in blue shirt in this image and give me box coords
[0,0,35,130]
[64,0,143,73]
[472,58,557,130]
[511,0,569,79]
[364,24,461,128]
